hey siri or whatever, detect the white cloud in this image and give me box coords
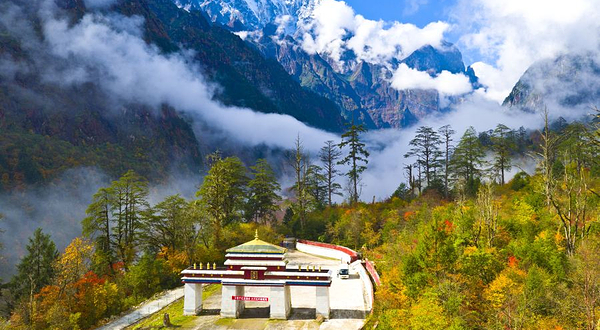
[360,94,543,200]
[391,63,472,95]
[42,13,336,152]
[453,0,600,102]
[403,0,428,16]
[299,0,449,68]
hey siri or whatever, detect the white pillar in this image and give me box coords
[315,286,330,319]
[221,285,245,318]
[269,285,291,319]
[183,283,203,315]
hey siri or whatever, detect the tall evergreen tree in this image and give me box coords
[491,124,514,185]
[535,109,560,208]
[288,135,311,230]
[196,153,248,247]
[319,140,343,206]
[111,170,149,268]
[82,187,113,272]
[142,195,197,253]
[305,164,328,208]
[438,125,455,198]
[247,159,281,224]
[450,127,486,195]
[404,126,442,188]
[339,124,369,204]
[11,228,58,299]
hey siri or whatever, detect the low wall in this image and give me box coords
[351,260,373,312]
[364,259,381,287]
[296,240,372,312]
[296,240,359,263]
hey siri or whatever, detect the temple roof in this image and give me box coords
[226,230,287,254]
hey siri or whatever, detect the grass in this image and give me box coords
[129,284,221,329]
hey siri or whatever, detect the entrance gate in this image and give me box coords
[181,231,332,319]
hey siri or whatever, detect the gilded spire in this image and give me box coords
[255,229,259,239]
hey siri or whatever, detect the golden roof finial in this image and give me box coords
[255,229,259,240]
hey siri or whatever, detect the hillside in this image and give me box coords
[503,53,600,115]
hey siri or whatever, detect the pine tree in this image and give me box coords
[196,153,248,247]
[404,126,442,188]
[339,124,369,204]
[288,135,311,230]
[11,228,58,299]
[491,124,514,185]
[450,127,486,195]
[305,164,328,208]
[82,187,113,272]
[247,159,281,224]
[438,125,455,198]
[111,170,149,268]
[319,140,343,206]
[142,195,196,252]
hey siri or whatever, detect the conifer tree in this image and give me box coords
[247,159,281,224]
[142,195,197,253]
[319,140,343,206]
[491,124,514,185]
[196,153,248,247]
[450,127,486,195]
[288,135,311,230]
[438,125,455,198]
[306,164,328,207]
[339,124,369,204]
[82,187,113,272]
[11,228,58,299]
[404,126,442,188]
[111,170,149,268]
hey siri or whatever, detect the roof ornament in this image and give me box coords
[255,229,259,240]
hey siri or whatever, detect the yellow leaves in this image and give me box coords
[513,199,537,224]
[158,246,188,273]
[484,272,516,309]
[408,296,449,330]
[376,267,408,310]
[463,246,478,256]
[554,230,565,249]
[536,231,548,241]
[55,237,94,289]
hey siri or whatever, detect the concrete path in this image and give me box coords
[97,287,184,330]
[188,250,368,330]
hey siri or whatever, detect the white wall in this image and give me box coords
[296,241,373,313]
[351,260,373,312]
[296,242,352,264]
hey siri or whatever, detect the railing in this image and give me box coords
[364,259,381,287]
[296,239,359,263]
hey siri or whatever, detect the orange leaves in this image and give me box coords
[403,211,415,221]
[158,246,188,273]
[443,219,454,233]
[507,256,518,268]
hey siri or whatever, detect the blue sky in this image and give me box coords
[345,0,458,28]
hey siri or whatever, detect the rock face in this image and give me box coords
[0,0,349,190]
[173,0,318,30]
[254,29,466,128]
[504,53,600,114]
[182,0,477,129]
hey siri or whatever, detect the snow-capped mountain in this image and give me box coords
[174,0,318,30]
[172,0,480,129]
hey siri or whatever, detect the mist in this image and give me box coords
[0,0,596,277]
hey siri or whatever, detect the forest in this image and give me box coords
[0,111,598,329]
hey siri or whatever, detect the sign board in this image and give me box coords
[232,296,268,302]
